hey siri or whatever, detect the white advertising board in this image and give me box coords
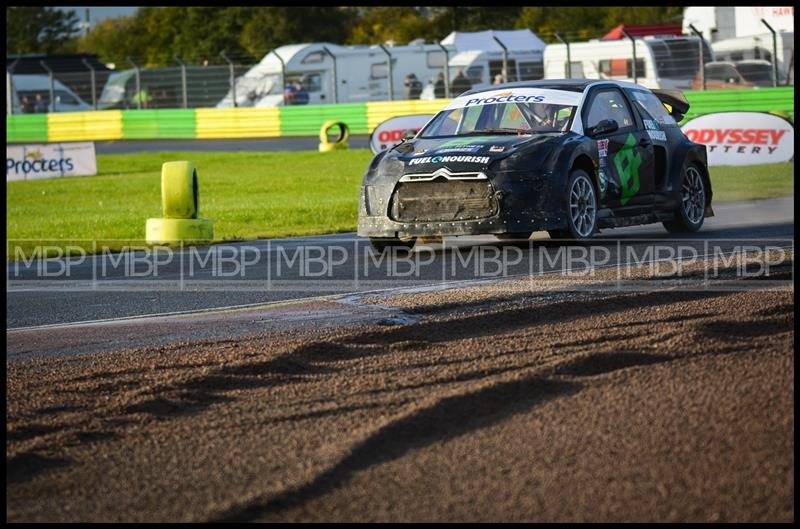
[370,114,435,154]
[681,112,794,166]
[7,142,97,181]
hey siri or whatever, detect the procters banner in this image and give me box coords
[6,142,97,181]
[681,112,794,166]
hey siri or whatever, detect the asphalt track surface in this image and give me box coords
[6,197,794,329]
[94,136,372,154]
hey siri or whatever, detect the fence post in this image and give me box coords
[555,32,571,79]
[621,28,638,84]
[7,58,18,115]
[437,41,450,98]
[173,54,188,109]
[322,46,338,104]
[761,19,779,87]
[688,24,706,91]
[40,61,55,112]
[81,58,97,109]
[127,56,141,110]
[492,35,509,82]
[272,49,286,99]
[378,44,393,101]
[220,51,236,107]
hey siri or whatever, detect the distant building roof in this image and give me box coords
[7,53,111,73]
[441,29,546,52]
[602,24,684,40]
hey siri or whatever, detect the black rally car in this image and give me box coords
[357,80,713,250]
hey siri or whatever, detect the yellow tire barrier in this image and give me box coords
[146,160,214,245]
[145,217,214,244]
[161,161,198,219]
[318,120,349,152]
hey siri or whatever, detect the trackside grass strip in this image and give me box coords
[6,151,793,259]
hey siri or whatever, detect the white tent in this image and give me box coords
[441,29,546,53]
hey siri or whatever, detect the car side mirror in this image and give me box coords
[402,129,417,141]
[587,119,619,136]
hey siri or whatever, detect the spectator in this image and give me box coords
[20,95,34,114]
[283,82,297,105]
[404,73,423,100]
[131,88,151,109]
[450,69,472,96]
[434,72,446,99]
[293,80,309,105]
[33,93,49,113]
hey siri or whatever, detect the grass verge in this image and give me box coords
[6,151,793,259]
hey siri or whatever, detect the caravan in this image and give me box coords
[217,29,550,106]
[544,35,713,89]
[217,41,449,107]
[434,29,546,95]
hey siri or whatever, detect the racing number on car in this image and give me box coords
[614,133,642,206]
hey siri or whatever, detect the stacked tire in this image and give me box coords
[145,161,214,244]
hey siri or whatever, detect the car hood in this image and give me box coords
[389,133,564,173]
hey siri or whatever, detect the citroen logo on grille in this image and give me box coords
[399,169,488,182]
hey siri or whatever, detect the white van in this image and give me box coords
[544,35,714,90]
[9,74,92,114]
[711,31,794,85]
[421,29,546,97]
[217,41,450,107]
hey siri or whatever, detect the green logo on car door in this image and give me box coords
[613,133,641,205]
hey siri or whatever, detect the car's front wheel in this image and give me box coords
[548,169,598,242]
[663,163,706,233]
[368,236,417,253]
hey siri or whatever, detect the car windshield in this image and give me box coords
[737,63,781,85]
[420,101,576,138]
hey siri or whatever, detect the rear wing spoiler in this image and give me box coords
[652,89,690,122]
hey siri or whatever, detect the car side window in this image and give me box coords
[629,89,677,127]
[706,65,727,81]
[585,88,634,131]
[55,90,78,105]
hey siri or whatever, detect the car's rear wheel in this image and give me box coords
[368,236,417,253]
[548,169,597,242]
[663,163,706,233]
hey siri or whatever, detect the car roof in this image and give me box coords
[12,74,68,91]
[458,79,649,96]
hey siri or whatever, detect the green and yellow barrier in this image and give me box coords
[366,99,451,131]
[47,110,123,142]
[146,161,214,245]
[195,108,280,139]
[6,88,794,144]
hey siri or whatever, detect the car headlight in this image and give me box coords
[377,158,405,179]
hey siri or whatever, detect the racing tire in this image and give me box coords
[369,237,417,253]
[146,217,214,245]
[663,162,706,234]
[161,161,198,219]
[548,169,598,242]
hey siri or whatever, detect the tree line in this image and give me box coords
[7,6,685,67]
